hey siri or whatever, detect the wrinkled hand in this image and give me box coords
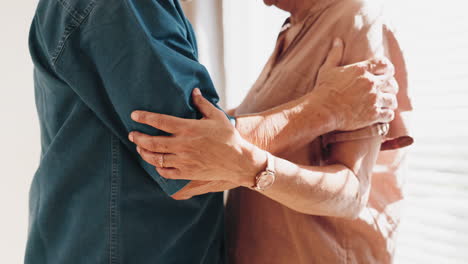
[129,89,266,186]
[313,38,399,131]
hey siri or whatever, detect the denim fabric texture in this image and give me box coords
[27,0,225,263]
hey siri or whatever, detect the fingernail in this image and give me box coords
[193,88,202,96]
[136,146,141,154]
[131,111,139,120]
[128,132,134,142]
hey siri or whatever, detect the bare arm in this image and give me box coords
[253,134,381,217]
[233,95,334,155]
[224,39,397,157]
[130,96,381,217]
[128,39,399,199]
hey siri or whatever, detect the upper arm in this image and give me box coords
[326,136,382,201]
[57,0,220,195]
[324,0,412,197]
[343,0,412,127]
[324,0,413,149]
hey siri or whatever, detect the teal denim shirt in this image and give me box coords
[27,0,226,263]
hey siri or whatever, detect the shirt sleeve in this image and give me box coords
[322,6,413,150]
[57,0,222,195]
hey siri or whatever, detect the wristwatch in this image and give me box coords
[252,152,276,191]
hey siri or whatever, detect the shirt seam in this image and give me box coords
[50,0,98,66]
[109,134,121,264]
[57,0,85,22]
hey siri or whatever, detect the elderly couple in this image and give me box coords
[27,0,412,263]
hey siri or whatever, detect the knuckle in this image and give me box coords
[160,143,168,151]
[156,117,166,128]
[177,157,188,167]
[150,155,160,166]
[136,112,147,121]
[372,57,386,66]
[182,139,196,151]
[359,77,374,90]
[149,141,160,151]
[178,143,191,153]
[355,65,367,75]
[371,106,380,118]
[147,115,159,126]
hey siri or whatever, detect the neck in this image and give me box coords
[287,0,330,23]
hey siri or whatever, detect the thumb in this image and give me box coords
[192,88,221,119]
[323,38,344,69]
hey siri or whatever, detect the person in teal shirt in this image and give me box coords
[28,0,226,263]
[27,0,398,263]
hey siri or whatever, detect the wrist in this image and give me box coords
[303,92,340,133]
[237,142,268,187]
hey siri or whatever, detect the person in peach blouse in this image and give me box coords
[224,0,412,262]
[129,0,412,263]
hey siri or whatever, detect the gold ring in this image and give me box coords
[160,154,165,168]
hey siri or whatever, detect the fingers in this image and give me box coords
[344,57,395,78]
[322,38,344,69]
[364,57,395,76]
[131,111,190,134]
[171,182,200,200]
[377,108,395,123]
[156,167,183,180]
[192,88,223,119]
[376,77,399,94]
[129,132,176,153]
[172,181,239,200]
[136,146,178,168]
[171,181,218,200]
[377,92,398,110]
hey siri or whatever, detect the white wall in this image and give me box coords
[0,1,40,263]
[223,1,288,109]
[181,0,227,106]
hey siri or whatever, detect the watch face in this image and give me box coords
[257,171,275,190]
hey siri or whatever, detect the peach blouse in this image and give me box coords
[226,0,413,263]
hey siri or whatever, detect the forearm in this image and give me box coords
[239,149,364,218]
[233,131,382,218]
[234,94,336,155]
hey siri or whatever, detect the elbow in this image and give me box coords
[342,190,368,220]
[347,208,364,220]
[340,169,371,219]
[292,170,371,218]
[296,190,368,219]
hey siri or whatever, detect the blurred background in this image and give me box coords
[1,0,467,263]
